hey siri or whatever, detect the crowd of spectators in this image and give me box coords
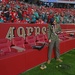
[0,1,75,24]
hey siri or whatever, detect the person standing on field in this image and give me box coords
[47,18,62,64]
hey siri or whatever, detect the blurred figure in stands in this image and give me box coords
[14,17,21,23]
[0,16,4,23]
[36,17,45,24]
[47,18,62,64]
[31,14,36,23]
[25,15,30,23]
[54,12,61,24]
[73,15,75,23]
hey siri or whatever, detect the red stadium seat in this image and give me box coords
[0,38,11,56]
[11,37,25,48]
[26,35,36,46]
[26,35,46,50]
[44,34,49,43]
[58,32,69,41]
[36,34,46,43]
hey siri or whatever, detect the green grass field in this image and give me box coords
[20,49,75,75]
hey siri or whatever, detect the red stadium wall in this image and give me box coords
[0,23,75,75]
[0,23,48,75]
[0,23,47,39]
[61,24,75,29]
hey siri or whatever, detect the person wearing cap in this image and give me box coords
[47,18,62,64]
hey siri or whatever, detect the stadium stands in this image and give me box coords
[0,1,75,23]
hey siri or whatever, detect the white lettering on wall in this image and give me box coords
[26,27,34,36]
[6,26,47,39]
[34,27,40,36]
[6,27,15,40]
[42,27,46,34]
[17,27,26,39]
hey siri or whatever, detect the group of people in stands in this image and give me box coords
[0,1,75,23]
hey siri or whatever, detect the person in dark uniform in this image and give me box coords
[47,18,62,64]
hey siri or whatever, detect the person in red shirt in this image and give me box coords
[20,17,28,23]
[14,17,21,23]
[47,12,54,23]
[36,18,46,24]
[1,12,6,22]
[10,9,18,21]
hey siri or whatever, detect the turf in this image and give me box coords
[20,49,75,75]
